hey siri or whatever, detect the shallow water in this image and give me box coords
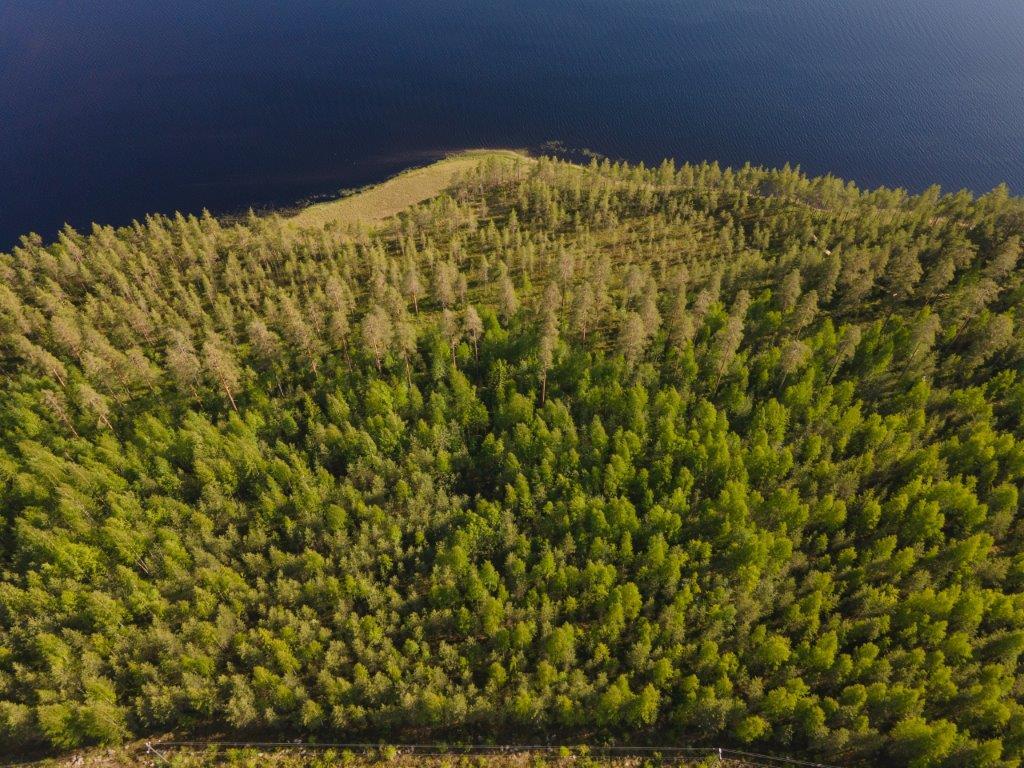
[3,0,1023,248]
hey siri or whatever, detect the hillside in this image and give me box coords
[1,154,1023,768]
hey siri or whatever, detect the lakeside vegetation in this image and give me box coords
[1,152,1023,767]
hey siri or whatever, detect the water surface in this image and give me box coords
[2,0,1023,248]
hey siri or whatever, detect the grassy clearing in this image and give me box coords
[290,149,534,230]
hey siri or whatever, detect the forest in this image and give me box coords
[0,153,1023,767]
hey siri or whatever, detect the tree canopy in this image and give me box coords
[1,155,1023,767]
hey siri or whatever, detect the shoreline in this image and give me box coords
[287,148,534,229]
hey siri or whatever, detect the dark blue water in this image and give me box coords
[3,0,1023,249]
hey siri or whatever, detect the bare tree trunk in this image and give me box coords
[221,381,238,412]
[899,341,924,378]
[827,354,844,382]
[61,413,80,438]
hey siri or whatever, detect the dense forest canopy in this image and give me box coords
[1,154,1023,767]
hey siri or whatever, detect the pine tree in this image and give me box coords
[165,329,202,398]
[361,306,393,372]
[393,316,418,383]
[900,310,942,376]
[828,324,862,380]
[818,252,841,303]
[540,281,562,320]
[639,276,661,338]
[434,261,457,309]
[571,283,596,341]
[76,380,113,429]
[618,311,649,369]
[247,318,281,368]
[441,308,462,366]
[792,289,819,332]
[623,264,646,306]
[666,276,694,351]
[403,258,424,314]
[499,271,519,323]
[778,268,802,312]
[920,253,956,300]
[12,335,67,387]
[278,295,323,373]
[779,339,810,389]
[202,333,241,411]
[965,312,1015,370]
[557,247,576,288]
[839,249,875,307]
[712,309,745,389]
[985,235,1020,282]
[324,275,354,352]
[885,245,923,300]
[538,313,558,404]
[41,388,78,436]
[463,305,484,361]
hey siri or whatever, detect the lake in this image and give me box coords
[2,0,1023,249]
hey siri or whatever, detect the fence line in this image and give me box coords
[146,740,844,768]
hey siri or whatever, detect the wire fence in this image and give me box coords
[140,740,844,768]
